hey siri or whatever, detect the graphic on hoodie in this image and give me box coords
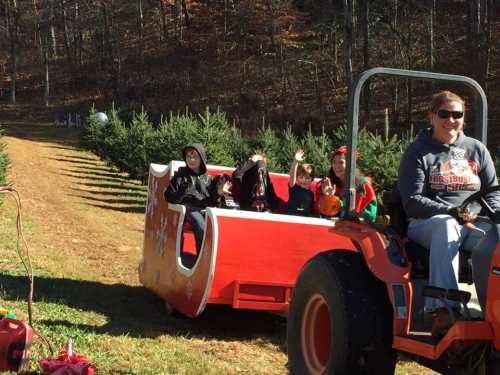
[429,147,480,192]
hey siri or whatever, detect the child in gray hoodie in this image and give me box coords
[165,143,230,251]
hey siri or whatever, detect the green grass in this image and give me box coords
[0,196,432,374]
[0,269,288,374]
[0,206,288,374]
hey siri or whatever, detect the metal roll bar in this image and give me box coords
[344,67,488,217]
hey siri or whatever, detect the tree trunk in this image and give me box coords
[6,0,19,104]
[173,0,182,41]
[362,1,369,70]
[483,0,493,92]
[475,0,481,35]
[392,0,398,126]
[137,0,144,39]
[181,0,189,28]
[10,51,17,104]
[333,28,338,67]
[31,0,40,52]
[37,1,52,106]
[268,0,276,47]
[49,0,57,57]
[59,0,72,65]
[351,0,356,49]
[224,0,228,37]
[467,0,481,79]
[44,46,50,107]
[343,0,353,86]
[137,0,145,76]
[427,0,434,70]
[405,6,413,132]
[101,1,114,65]
[158,0,168,43]
[74,0,83,65]
[39,0,57,58]
[362,0,370,126]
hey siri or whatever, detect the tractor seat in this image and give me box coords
[383,187,430,279]
[402,235,472,282]
[405,241,430,279]
[383,186,473,283]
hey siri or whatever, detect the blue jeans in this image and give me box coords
[187,210,205,252]
[408,214,497,312]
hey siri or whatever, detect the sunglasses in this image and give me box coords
[436,109,464,119]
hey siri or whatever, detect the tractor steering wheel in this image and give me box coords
[458,185,500,224]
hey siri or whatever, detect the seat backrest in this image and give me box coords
[383,182,433,279]
[170,161,318,211]
[384,182,409,237]
[228,168,320,212]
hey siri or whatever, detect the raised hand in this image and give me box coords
[218,180,232,195]
[222,181,232,194]
[250,154,264,163]
[322,177,336,196]
[294,149,305,162]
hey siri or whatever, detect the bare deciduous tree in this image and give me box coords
[343,0,353,86]
[427,0,435,70]
[4,0,20,103]
[361,0,370,125]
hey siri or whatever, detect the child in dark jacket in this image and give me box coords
[284,149,315,216]
[164,143,230,251]
[232,154,281,212]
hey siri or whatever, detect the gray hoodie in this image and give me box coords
[165,143,221,208]
[398,128,499,219]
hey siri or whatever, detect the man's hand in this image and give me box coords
[294,149,305,162]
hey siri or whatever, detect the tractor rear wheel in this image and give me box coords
[287,250,396,375]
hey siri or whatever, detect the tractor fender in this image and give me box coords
[329,220,411,335]
[330,220,408,284]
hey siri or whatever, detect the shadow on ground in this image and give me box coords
[62,167,145,184]
[1,122,84,147]
[54,157,147,213]
[0,274,286,346]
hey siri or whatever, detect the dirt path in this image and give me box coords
[1,121,147,284]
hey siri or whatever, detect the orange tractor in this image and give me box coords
[286,68,500,375]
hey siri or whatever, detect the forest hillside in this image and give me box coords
[1,0,499,147]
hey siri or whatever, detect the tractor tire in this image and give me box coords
[287,250,396,375]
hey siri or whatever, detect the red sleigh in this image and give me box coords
[139,161,355,317]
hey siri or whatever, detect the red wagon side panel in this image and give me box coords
[208,210,357,311]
